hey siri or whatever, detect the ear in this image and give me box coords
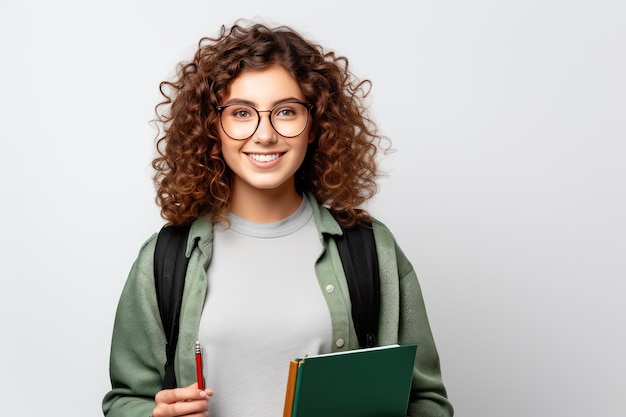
[308,131,315,144]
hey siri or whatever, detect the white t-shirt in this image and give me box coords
[198,197,332,417]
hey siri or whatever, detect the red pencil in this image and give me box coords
[195,341,204,390]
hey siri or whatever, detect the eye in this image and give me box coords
[273,103,303,119]
[276,108,295,117]
[226,105,255,120]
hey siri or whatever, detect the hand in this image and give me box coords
[152,382,214,417]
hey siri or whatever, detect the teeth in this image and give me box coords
[249,153,280,162]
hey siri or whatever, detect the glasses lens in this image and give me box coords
[270,102,309,138]
[220,105,259,140]
[220,102,310,140]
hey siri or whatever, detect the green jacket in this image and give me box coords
[103,193,453,416]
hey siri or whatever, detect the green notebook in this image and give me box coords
[283,344,417,417]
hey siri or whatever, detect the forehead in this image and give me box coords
[222,65,305,105]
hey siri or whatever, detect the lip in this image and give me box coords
[244,152,285,169]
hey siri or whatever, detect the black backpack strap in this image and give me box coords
[336,222,380,348]
[153,224,193,389]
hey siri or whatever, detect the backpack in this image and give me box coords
[153,222,380,389]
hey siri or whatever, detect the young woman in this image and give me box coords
[103,22,453,417]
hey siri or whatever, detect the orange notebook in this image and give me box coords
[282,359,301,417]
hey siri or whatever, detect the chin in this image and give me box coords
[246,178,293,192]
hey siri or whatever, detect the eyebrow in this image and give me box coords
[221,96,305,108]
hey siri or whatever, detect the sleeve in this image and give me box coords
[373,221,454,417]
[102,235,167,417]
[399,257,454,417]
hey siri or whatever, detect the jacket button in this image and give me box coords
[336,338,345,348]
[325,284,335,293]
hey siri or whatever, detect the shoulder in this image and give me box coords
[370,217,401,251]
[370,217,415,277]
[133,232,159,275]
[370,217,394,240]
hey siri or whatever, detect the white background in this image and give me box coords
[1,0,624,416]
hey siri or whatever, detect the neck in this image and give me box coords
[229,181,303,223]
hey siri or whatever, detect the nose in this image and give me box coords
[253,111,277,145]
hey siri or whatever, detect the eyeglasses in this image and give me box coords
[216,101,313,140]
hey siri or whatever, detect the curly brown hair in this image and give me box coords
[152,21,388,227]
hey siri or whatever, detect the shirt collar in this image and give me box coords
[185,191,344,258]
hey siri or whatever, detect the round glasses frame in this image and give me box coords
[216,101,313,140]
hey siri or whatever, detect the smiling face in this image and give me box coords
[218,64,313,202]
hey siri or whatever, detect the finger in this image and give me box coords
[152,397,210,417]
[169,398,209,416]
[185,382,214,398]
[155,386,210,405]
